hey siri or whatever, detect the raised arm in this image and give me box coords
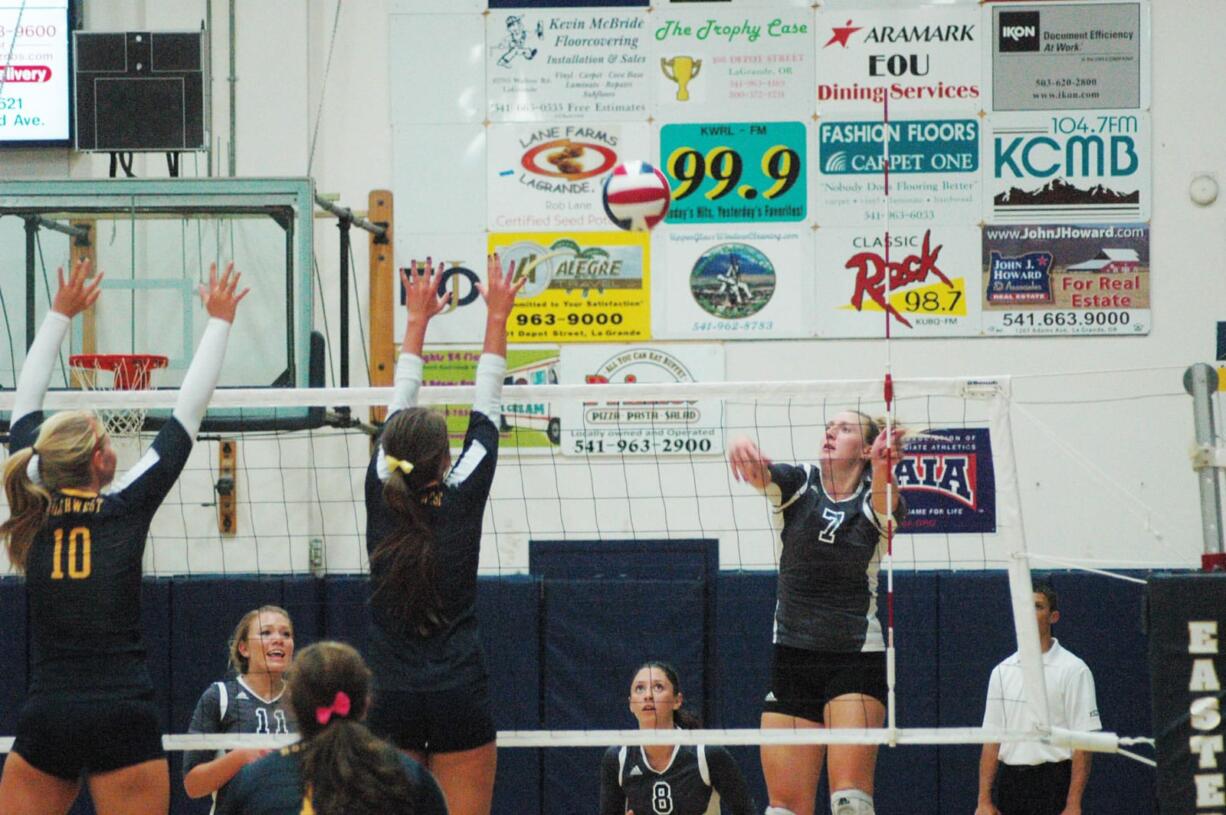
[390,258,448,413]
[869,426,904,518]
[172,262,248,439]
[472,252,524,418]
[728,437,773,492]
[11,258,102,423]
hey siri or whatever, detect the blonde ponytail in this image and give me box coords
[1,411,102,573]
[1,448,52,573]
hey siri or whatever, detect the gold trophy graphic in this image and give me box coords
[661,56,702,102]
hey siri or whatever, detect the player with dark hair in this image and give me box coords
[184,605,297,813]
[217,641,447,815]
[728,410,906,815]
[599,661,755,815]
[363,253,523,815]
[0,260,247,815]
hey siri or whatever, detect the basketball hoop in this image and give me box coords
[69,354,169,437]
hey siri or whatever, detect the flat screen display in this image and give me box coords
[0,0,72,145]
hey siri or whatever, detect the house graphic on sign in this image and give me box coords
[1066,248,1141,274]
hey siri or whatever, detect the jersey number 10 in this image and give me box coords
[50,527,92,580]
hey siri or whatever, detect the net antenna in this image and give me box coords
[69,353,169,437]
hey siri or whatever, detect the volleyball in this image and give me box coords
[601,160,672,231]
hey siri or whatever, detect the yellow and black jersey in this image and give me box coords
[11,411,193,699]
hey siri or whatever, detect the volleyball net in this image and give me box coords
[0,374,1156,768]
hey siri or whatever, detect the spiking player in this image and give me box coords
[600,662,756,815]
[0,260,247,815]
[728,411,907,815]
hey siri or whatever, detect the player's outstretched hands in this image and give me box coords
[728,437,772,489]
[51,258,103,319]
[476,252,525,324]
[870,425,905,468]
[199,261,250,323]
[400,257,450,324]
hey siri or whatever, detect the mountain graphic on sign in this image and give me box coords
[994,177,1139,206]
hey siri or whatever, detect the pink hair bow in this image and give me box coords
[315,691,352,725]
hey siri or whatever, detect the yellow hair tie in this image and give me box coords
[384,453,414,475]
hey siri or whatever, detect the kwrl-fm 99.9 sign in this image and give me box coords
[661,121,806,224]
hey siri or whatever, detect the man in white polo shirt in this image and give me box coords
[975,582,1101,815]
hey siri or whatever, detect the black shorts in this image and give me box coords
[763,644,887,724]
[12,693,165,781]
[367,678,496,754]
[995,760,1072,815]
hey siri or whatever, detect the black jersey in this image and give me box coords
[183,678,297,814]
[365,410,499,692]
[217,742,447,815]
[11,411,193,698]
[599,743,755,815]
[768,462,903,653]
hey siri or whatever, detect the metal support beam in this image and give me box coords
[315,194,387,239]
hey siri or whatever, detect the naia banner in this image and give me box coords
[1148,575,1226,814]
[896,427,996,535]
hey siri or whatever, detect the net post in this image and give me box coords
[368,189,394,426]
[989,375,1053,733]
[1183,363,1224,570]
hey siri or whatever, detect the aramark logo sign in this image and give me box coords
[820,119,978,175]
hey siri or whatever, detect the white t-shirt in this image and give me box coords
[981,639,1102,765]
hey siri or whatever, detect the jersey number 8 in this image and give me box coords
[50,527,92,580]
[652,780,674,815]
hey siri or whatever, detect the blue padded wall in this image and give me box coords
[476,575,541,815]
[541,578,706,815]
[0,570,1155,815]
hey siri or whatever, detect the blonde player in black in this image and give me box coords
[728,411,905,815]
[0,260,247,815]
[217,641,447,815]
[599,662,755,815]
[363,253,523,815]
[184,605,297,813]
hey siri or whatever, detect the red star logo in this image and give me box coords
[824,19,862,48]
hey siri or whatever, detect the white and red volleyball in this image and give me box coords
[601,160,672,231]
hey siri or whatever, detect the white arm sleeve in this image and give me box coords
[389,353,424,413]
[12,311,70,423]
[472,353,506,420]
[172,318,231,438]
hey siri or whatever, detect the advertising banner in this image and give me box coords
[487,122,651,232]
[653,227,813,339]
[488,231,651,343]
[559,344,724,457]
[988,111,1150,223]
[816,225,981,337]
[394,234,491,345]
[814,5,982,115]
[815,116,981,227]
[981,222,1149,335]
[0,0,70,143]
[651,7,814,120]
[660,120,807,225]
[423,347,562,451]
[897,428,996,535]
[486,9,650,121]
[990,2,1146,112]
